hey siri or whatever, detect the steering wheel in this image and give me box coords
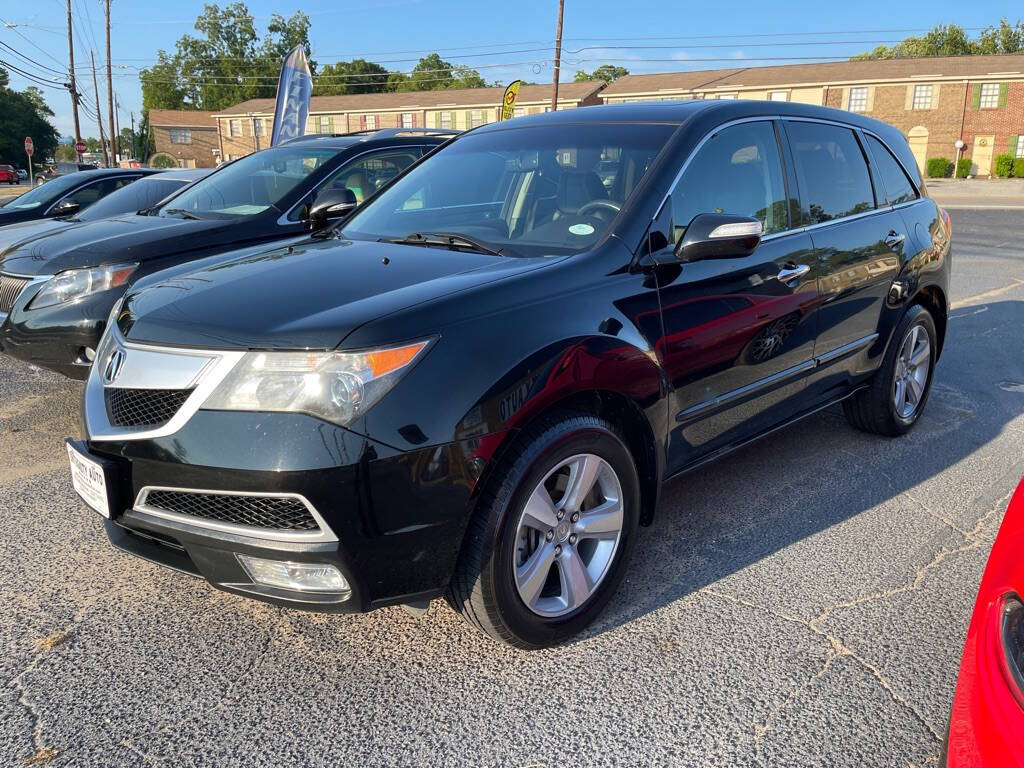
[576,199,621,221]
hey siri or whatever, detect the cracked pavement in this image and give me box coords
[1,209,1023,767]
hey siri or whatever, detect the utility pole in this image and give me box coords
[90,51,109,167]
[114,94,121,162]
[66,0,82,154]
[105,0,116,165]
[550,0,564,112]
[130,111,136,160]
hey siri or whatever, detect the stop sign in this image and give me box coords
[74,140,87,154]
[24,137,34,157]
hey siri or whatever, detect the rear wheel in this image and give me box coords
[447,412,640,648]
[843,304,937,436]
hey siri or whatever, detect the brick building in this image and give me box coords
[212,82,605,161]
[602,54,1024,177]
[148,109,220,168]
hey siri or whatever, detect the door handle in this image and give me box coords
[885,230,906,249]
[776,264,810,283]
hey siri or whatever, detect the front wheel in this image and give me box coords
[843,304,937,436]
[447,412,640,648]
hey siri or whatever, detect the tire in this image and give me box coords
[446,411,641,649]
[843,303,937,436]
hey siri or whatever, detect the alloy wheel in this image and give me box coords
[893,323,931,419]
[512,453,624,618]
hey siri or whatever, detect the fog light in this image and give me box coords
[84,346,96,362]
[237,554,350,596]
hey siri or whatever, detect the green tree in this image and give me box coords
[55,144,78,161]
[314,59,390,96]
[0,67,59,165]
[392,53,485,92]
[853,19,1023,59]
[573,65,629,83]
[139,3,313,112]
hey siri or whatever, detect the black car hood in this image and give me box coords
[120,237,559,350]
[0,214,234,277]
[0,218,82,265]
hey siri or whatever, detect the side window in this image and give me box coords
[56,176,136,211]
[865,135,917,206]
[290,149,422,221]
[670,121,789,243]
[786,122,875,224]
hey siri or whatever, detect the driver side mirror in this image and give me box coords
[674,213,763,263]
[52,199,81,217]
[308,188,358,230]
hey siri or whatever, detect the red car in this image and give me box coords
[946,477,1024,766]
[0,164,18,184]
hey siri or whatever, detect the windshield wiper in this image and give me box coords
[387,231,504,257]
[163,208,202,220]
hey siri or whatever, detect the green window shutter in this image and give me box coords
[970,83,981,109]
[465,110,472,127]
[998,82,1009,108]
[1010,134,1020,154]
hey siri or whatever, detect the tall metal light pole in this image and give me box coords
[90,51,109,167]
[66,0,82,154]
[550,0,565,112]
[105,0,116,164]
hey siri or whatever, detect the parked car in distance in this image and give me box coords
[0,168,210,265]
[0,165,17,185]
[0,168,157,227]
[0,130,454,377]
[68,102,950,648]
[944,478,1024,767]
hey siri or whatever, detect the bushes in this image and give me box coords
[1014,158,1024,178]
[955,157,971,178]
[926,156,952,178]
[993,153,1014,178]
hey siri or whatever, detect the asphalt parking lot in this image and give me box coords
[1,208,1022,767]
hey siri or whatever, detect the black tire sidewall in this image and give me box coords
[486,422,640,647]
[887,305,938,430]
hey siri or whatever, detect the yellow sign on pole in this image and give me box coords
[499,80,523,121]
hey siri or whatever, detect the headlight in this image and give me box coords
[1000,594,1024,707]
[202,339,433,426]
[31,264,137,309]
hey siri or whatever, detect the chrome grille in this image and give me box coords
[142,490,320,532]
[0,274,30,313]
[104,388,193,427]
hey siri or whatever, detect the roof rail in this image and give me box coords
[279,127,460,145]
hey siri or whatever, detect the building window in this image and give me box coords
[718,93,737,100]
[543,106,552,113]
[401,113,414,129]
[365,114,377,130]
[229,119,242,137]
[253,118,264,136]
[471,109,484,127]
[979,83,1000,109]
[439,111,452,129]
[848,87,868,112]
[169,129,192,144]
[318,115,332,133]
[769,90,788,102]
[513,107,526,118]
[1016,135,1024,158]
[911,85,933,110]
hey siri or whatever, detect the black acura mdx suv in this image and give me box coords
[68,102,950,648]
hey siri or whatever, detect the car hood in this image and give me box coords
[0,218,82,267]
[0,213,233,277]
[119,236,560,350]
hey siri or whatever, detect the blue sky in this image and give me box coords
[3,0,1023,138]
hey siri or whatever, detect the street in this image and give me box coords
[1,208,1022,767]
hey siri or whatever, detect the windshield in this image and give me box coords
[161,146,339,219]
[5,172,93,210]
[342,123,675,256]
[78,177,191,221]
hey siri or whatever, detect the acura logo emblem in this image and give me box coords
[103,348,126,384]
